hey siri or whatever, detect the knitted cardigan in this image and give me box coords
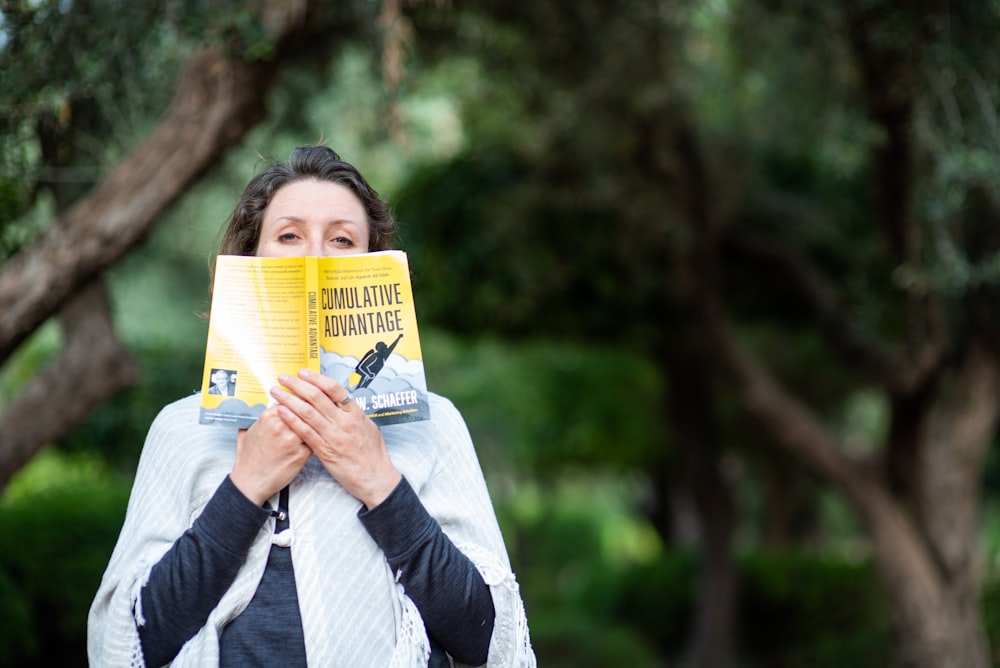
[87,392,535,667]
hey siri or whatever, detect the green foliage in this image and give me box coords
[607,549,698,655]
[526,612,661,668]
[0,450,130,668]
[422,331,666,476]
[0,169,35,257]
[396,149,671,349]
[0,0,311,260]
[0,320,61,403]
[0,566,33,666]
[738,551,891,668]
[395,151,544,336]
[495,473,893,668]
[493,474,667,667]
[6,0,1000,664]
[981,577,1000,656]
[617,550,890,667]
[59,342,205,470]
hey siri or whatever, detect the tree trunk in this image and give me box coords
[664,96,995,666]
[664,120,738,668]
[703,300,997,668]
[861,482,990,668]
[758,446,818,550]
[0,52,268,364]
[663,344,737,668]
[0,281,138,488]
[887,340,999,667]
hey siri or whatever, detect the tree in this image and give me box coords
[699,3,1000,665]
[0,0,374,488]
[399,1,1000,665]
[401,3,743,664]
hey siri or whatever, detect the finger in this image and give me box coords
[271,383,330,427]
[281,371,357,415]
[275,402,325,449]
[296,368,353,404]
[276,374,336,411]
[250,407,295,441]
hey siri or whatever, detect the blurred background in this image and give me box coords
[3,1,1000,666]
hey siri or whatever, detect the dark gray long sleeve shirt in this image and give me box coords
[138,475,494,667]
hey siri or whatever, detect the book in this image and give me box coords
[198,250,430,428]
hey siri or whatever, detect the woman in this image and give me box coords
[88,146,535,667]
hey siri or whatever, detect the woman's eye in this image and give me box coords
[331,236,354,247]
[278,233,299,242]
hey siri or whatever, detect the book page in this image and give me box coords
[200,256,311,425]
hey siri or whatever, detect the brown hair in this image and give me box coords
[217,145,396,257]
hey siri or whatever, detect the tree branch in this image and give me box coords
[666,120,871,504]
[723,231,947,394]
[703,298,869,493]
[0,0,369,486]
[0,281,139,488]
[921,340,1000,581]
[0,0,335,364]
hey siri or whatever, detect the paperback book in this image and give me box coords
[199,251,430,428]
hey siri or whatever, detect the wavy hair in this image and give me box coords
[217,145,396,258]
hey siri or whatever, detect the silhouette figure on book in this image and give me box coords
[354,333,403,389]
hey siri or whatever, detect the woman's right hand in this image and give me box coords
[229,405,312,506]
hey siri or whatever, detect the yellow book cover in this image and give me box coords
[199,251,430,428]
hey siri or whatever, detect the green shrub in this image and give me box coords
[612,549,698,656]
[556,547,890,667]
[0,465,130,667]
[738,551,891,667]
[0,567,34,665]
[981,577,1000,656]
[528,609,661,668]
[60,343,204,470]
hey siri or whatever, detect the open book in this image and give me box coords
[199,251,430,428]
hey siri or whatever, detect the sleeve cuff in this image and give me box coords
[195,475,271,555]
[357,477,438,562]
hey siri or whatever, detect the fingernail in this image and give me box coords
[299,368,311,378]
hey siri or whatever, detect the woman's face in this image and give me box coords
[211,368,229,386]
[255,179,371,258]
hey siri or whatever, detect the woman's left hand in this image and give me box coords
[271,368,402,509]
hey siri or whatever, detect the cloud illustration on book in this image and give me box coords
[209,397,265,423]
[320,347,427,399]
[209,346,429,425]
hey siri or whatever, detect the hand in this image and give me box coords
[230,405,312,506]
[271,369,401,509]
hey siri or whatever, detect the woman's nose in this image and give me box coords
[306,238,324,256]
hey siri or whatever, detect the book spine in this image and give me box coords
[306,256,320,372]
